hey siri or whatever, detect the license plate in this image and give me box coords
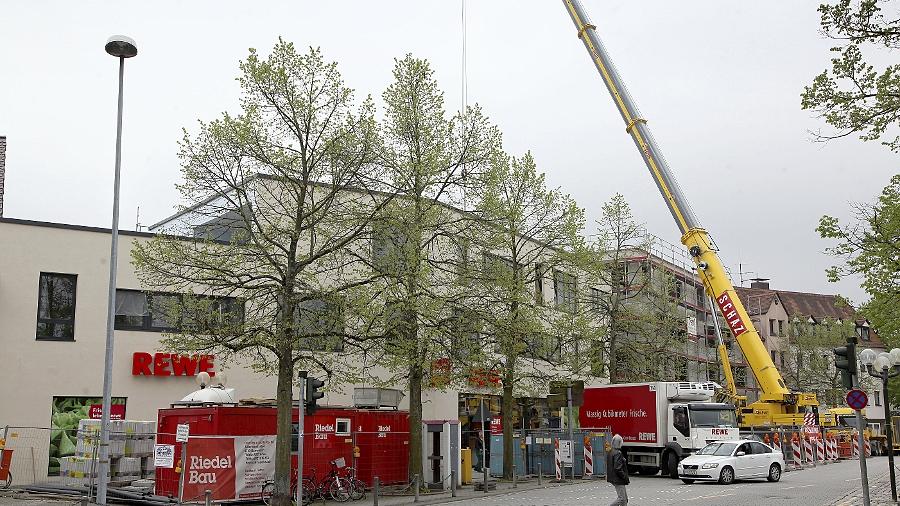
[684,469,697,475]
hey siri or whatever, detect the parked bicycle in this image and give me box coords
[341,466,366,501]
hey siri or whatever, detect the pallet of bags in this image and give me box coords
[111,456,142,483]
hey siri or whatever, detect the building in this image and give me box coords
[735,280,886,425]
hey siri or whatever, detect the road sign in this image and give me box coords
[175,423,190,442]
[846,389,868,410]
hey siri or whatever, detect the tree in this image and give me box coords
[579,194,656,382]
[817,174,900,343]
[369,55,499,484]
[801,0,900,151]
[781,317,856,406]
[131,41,386,506]
[468,151,586,479]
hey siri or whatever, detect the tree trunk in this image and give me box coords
[273,349,294,506]
[501,378,515,479]
[408,364,423,487]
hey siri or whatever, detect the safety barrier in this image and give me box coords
[583,437,593,478]
[553,438,562,481]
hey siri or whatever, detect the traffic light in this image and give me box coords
[834,335,858,390]
[305,376,325,415]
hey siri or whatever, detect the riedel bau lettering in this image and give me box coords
[188,455,232,484]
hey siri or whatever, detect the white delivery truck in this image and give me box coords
[579,381,740,478]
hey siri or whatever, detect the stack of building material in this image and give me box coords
[59,418,157,487]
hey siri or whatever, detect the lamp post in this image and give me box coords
[97,35,137,506]
[860,347,900,503]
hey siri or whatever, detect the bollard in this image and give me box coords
[80,495,88,506]
[538,462,542,486]
[451,469,457,497]
[373,476,380,506]
[414,474,420,503]
[484,466,489,493]
[204,489,211,506]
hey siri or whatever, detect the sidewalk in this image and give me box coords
[0,477,596,506]
[829,468,898,506]
[344,477,592,506]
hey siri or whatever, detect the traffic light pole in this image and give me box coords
[297,371,306,506]
[854,373,871,506]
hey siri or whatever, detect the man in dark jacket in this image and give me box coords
[606,434,629,505]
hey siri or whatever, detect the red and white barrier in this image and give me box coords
[816,438,827,464]
[554,438,562,480]
[827,438,836,461]
[853,436,860,459]
[803,437,814,465]
[583,439,593,478]
[864,437,871,457]
[791,439,803,469]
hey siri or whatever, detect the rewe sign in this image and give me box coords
[132,352,215,377]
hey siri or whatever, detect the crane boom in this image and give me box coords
[562,0,818,425]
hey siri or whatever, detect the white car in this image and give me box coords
[677,439,784,485]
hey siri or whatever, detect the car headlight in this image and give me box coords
[701,463,719,469]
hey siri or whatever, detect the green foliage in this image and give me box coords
[780,318,856,405]
[801,0,900,151]
[817,174,900,343]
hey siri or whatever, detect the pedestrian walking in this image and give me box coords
[606,434,629,505]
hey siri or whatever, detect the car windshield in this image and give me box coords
[697,442,738,456]
[690,409,738,428]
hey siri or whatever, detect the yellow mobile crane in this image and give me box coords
[562,0,822,427]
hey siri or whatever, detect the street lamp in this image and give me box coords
[97,34,137,506]
[860,347,900,502]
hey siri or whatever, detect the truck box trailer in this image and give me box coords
[579,382,739,477]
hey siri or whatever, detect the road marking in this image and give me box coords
[684,492,736,501]
[783,484,815,490]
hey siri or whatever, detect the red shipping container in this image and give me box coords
[155,405,409,500]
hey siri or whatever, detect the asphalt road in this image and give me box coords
[462,457,891,506]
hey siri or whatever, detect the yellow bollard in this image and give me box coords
[461,448,472,484]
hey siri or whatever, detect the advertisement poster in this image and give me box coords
[579,385,658,444]
[48,396,126,474]
[154,445,175,468]
[182,435,276,502]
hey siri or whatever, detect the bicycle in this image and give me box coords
[260,476,304,506]
[341,466,366,501]
[305,460,353,502]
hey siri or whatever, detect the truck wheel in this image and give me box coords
[665,453,679,479]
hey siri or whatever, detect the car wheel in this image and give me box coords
[665,453,679,479]
[681,479,695,485]
[767,463,781,482]
[718,466,735,485]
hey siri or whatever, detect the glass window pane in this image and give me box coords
[39,274,76,320]
[150,294,181,329]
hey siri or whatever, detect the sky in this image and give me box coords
[1,1,896,305]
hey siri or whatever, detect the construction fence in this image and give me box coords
[741,426,873,471]
[475,428,610,479]
[1,424,411,503]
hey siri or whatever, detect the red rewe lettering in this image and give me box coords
[172,355,199,376]
[153,353,172,376]
[715,292,748,337]
[132,352,153,375]
[199,355,216,377]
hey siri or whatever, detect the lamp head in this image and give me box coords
[890,348,900,367]
[197,371,211,388]
[875,354,892,372]
[860,348,877,366]
[105,35,138,58]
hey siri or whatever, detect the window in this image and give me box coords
[771,350,777,364]
[875,390,882,406]
[535,263,544,305]
[769,319,776,336]
[858,324,871,341]
[553,270,576,312]
[37,273,77,340]
[335,418,351,436]
[750,442,771,454]
[114,290,241,332]
[672,406,689,437]
[778,320,784,336]
[297,296,345,352]
[372,223,408,273]
[589,288,604,312]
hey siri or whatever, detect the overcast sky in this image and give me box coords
[1,1,896,305]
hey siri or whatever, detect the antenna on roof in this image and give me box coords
[135,206,142,231]
[738,263,756,286]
